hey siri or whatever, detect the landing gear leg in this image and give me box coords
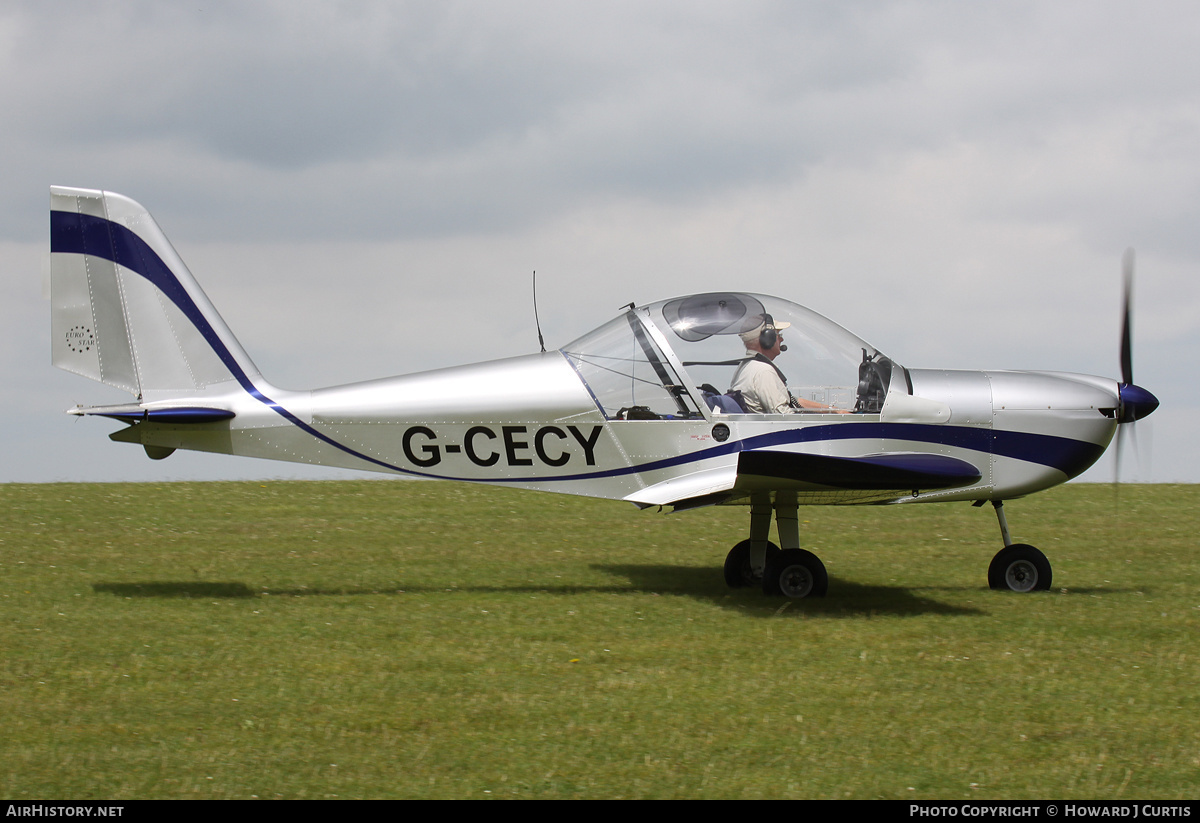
[986,501,1052,592]
[992,500,1013,548]
[723,494,778,587]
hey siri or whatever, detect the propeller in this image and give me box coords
[1114,248,1159,484]
[1120,249,1134,387]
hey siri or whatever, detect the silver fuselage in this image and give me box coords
[116,351,1119,506]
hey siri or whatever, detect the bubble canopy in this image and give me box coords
[562,292,901,419]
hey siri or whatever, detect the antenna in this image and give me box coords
[533,270,546,353]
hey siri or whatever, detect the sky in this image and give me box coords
[3,0,1197,484]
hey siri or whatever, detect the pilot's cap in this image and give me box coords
[739,314,791,343]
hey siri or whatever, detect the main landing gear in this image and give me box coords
[723,492,829,599]
[984,500,1052,592]
[722,496,1054,598]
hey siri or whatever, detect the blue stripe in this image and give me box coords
[496,422,1102,484]
[52,209,1104,485]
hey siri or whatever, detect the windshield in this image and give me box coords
[563,292,903,418]
[561,311,703,420]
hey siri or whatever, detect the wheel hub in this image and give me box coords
[1005,560,1038,593]
[779,565,814,598]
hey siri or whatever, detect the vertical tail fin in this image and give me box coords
[49,187,265,402]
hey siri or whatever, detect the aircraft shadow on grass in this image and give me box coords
[93,569,987,618]
[93,581,258,599]
[594,564,985,617]
[91,580,637,599]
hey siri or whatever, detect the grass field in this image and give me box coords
[1,480,1196,799]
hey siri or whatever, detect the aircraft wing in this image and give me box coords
[626,450,982,510]
[624,466,741,509]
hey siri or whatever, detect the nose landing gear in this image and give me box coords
[986,501,1052,592]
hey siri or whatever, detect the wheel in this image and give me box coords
[762,548,828,598]
[987,544,1052,592]
[723,540,779,588]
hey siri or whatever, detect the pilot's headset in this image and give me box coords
[758,314,787,352]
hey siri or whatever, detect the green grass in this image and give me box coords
[1,480,1196,799]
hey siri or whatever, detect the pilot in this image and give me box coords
[730,314,844,414]
[729,314,795,413]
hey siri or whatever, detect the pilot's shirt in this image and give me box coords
[730,350,795,414]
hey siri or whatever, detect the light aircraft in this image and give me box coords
[48,186,1159,598]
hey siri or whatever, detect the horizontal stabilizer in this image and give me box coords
[738,450,981,491]
[68,404,235,424]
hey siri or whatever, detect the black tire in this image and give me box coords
[988,543,1052,592]
[723,540,779,588]
[762,548,828,598]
